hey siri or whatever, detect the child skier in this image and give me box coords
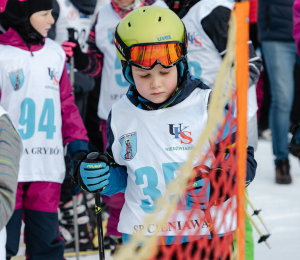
[0,0,89,259]
[72,6,257,259]
[61,0,168,253]
[48,0,99,251]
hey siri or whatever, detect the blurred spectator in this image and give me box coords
[258,0,299,184]
[292,57,300,131]
[0,107,22,260]
[293,0,300,55]
[291,0,300,160]
[250,0,258,49]
[48,0,98,251]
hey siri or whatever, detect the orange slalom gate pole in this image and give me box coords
[235,1,249,260]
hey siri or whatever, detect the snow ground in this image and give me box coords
[66,139,300,260]
[248,139,300,260]
[13,139,300,260]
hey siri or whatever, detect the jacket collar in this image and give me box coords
[0,28,45,52]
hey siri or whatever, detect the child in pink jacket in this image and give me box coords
[0,0,88,259]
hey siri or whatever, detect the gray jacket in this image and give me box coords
[0,115,21,231]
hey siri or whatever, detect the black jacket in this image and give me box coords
[258,0,295,42]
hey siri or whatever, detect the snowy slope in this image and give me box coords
[66,139,300,260]
[248,140,300,260]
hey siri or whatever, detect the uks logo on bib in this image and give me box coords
[168,124,193,144]
[188,32,203,48]
[9,69,24,91]
[48,68,59,85]
[119,132,137,161]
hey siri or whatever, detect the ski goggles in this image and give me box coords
[114,26,188,70]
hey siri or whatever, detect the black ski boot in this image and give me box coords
[104,235,123,255]
[59,193,94,252]
[275,159,291,184]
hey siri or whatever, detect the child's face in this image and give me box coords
[114,0,135,7]
[132,64,178,104]
[29,10,54,37]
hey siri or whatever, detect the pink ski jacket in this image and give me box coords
[0,28,88,145]
[294,0,300,56]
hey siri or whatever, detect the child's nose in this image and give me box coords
[151,77,160,89]
[49,14,55,25]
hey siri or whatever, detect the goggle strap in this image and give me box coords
[114,24,131,60]
[183,23,188,56]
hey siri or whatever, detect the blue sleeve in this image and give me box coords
[102,111,128,196]
[101,165,127,196]
[245,145,256,187]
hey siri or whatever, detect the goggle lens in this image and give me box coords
[130,43,182,68]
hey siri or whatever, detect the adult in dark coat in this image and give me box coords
[258,0,299,184]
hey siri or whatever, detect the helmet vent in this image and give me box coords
[128,22,131,27]
[143,9,145,12]
[158,17,161,22]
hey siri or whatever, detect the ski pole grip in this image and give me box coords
[67,28,75,42]
[67,28,75,88]
[84,151,109,194]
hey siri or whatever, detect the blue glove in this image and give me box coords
[185,176,210,210]
[185,167,231,210]
[72,151,110,194]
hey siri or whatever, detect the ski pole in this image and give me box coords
[73,151,107,260]
[67,28,75,89]
[245,192,271,234]
[95,193,105,260]
[72,195,80,260]
[245,209,271,249]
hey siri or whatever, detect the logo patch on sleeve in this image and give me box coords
[119,132,137,161]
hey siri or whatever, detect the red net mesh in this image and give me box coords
[146,92,238,260]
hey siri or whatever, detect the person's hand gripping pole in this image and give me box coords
[72,151,109,260]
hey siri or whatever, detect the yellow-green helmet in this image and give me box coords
[114,6,188,69]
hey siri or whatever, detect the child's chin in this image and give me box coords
[151,98,167,104]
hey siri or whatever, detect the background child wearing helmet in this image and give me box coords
[61,0,168,253]
[48,0,103,251]
[0,0,89,258]
[72,6,257,259]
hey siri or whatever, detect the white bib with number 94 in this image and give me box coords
[0,39,66,183]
